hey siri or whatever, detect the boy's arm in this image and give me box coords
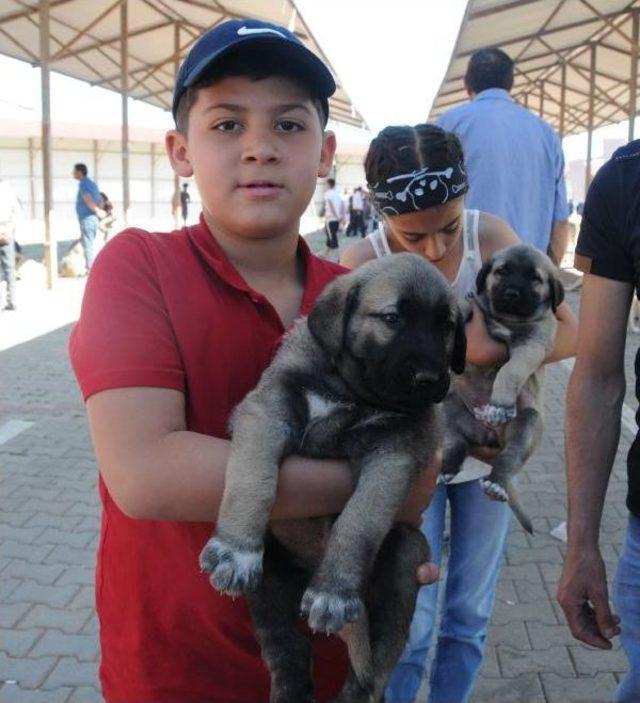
[557,273,630,648]
[87,386,354,522]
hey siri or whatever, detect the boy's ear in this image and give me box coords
[165,130,194,178]
[318,130,337,178]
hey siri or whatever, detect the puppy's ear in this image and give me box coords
[548,271,565,312]
[308,274,360,357]
[476,260,492,294]
[451,306,467,374]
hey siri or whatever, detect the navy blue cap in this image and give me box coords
[172,18,336,123]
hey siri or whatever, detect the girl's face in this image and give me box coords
[385,197,465,266]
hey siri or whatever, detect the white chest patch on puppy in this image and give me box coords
[306,392,343,421]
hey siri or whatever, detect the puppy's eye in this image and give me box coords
[494,266,507,275]
[529,273,543,283]
[380,313,400,327]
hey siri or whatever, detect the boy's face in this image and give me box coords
[166,75,336,239]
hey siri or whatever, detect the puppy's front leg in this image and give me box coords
[200,394,292,596]
[301,451,417,634]
[474,343,546,427]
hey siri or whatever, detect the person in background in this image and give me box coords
[341,123,577,703]
[72,163,104,271]
[0,175,21,311]
[323,177,344,249]
[437,47,570,266]
[346,185,366,237]
[180,182,191,225]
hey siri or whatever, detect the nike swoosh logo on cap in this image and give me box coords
[237,26,287,38]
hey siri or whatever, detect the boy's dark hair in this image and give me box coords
[365,124,465,187]
[464,48,514,94]
[175,50,327,134]
[326,178,336,188]
[74,163,88,176]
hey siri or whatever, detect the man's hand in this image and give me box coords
[557,546,620,649]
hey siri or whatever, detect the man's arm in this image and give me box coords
[82,192,105,217]
[557,273,631,648]
[548,219,571,267]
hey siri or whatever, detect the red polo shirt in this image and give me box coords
[69,215,348,703]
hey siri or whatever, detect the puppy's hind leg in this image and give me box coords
[246,537,314,703]
[480,407,543,534]
[440,436,470,484]
[332,524,430,703]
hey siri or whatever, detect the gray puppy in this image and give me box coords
[440,244,564,534]
[200,253,466,703]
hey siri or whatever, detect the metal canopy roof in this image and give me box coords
[429,0,640,137]
[0,0,366,128]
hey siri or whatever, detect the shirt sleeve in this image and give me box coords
[574,159,632,282]
[69,229,185,400]
[552,136,570,223]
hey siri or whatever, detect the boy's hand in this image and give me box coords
[465,300,508,367]
[395,452,441,527]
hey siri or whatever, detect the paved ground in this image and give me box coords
[0,229,636,702]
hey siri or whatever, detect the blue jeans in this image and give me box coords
[79,214,99,269]
[613,514,640,703]
[386,479,512,703]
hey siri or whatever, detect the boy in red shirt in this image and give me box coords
[70,18,435,703]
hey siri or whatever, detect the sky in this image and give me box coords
[0,0,632,161]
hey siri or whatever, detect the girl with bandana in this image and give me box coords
[340,123,576,703]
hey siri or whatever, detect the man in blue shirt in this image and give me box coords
[73,162,103,270]
[438,48,570,263]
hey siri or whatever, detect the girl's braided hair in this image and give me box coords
[364,124,465,190]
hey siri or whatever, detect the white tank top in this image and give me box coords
[366,209,490,485]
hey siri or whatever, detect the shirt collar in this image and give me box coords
[186,212,324,316]
[474,88,514,103]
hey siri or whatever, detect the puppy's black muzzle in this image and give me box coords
[492,282,539,317]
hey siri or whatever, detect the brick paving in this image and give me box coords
[0,230,637,702]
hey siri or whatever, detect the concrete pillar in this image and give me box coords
[150,141,156,219]
[585,44,596,194]
[28,137,36,219]
[630,10,639,142]
[39,0,56,288]
[121,0,130,224]
[559,62,567,138]
[173,21,180,228]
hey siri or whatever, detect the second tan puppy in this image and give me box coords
[441,244,564,534]
[200,253,465,703]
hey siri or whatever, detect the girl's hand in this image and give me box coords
[465,300,508,367]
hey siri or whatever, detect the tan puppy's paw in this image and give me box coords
[473,403,516,427]
[199,536,263,596]
[300,587,363,634]
[479,478,508,502]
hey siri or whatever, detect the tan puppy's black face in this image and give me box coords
[477,245,564,319]
[308,253,466,409]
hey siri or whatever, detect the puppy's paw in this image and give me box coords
[199,537,263,596]
[300,587,363,634]
[480,479,508,502]
[473,403,516,427]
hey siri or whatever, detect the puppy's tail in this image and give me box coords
[506,480,534,534]
[344,609,374,693]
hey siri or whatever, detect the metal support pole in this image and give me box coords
[524,93,529,109]
[40,0,56,288]
[173,21,180,228]
[559,62,567,138]
[28,137,36,218]
[586,44,597,195]
[121,0,130,225]
[629,10,639,142]
[93,139,99,183]
[150,142,156,219]
[539,81,545,117]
